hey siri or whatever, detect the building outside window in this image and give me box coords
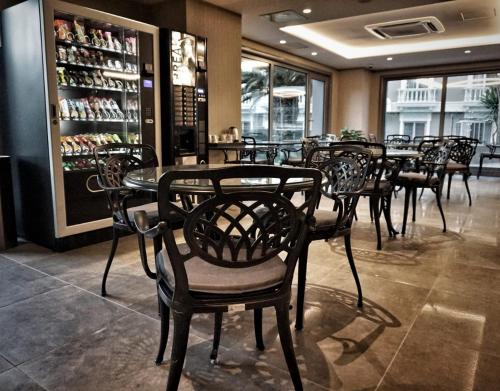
[241,56,329,142]
[383,72,500,170]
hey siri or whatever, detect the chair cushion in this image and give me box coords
[397,172,440,185]
[157,244,287,294]
[362,179,392,193]
[310,209,338,231]
[445,162,467,172]
[127,202,159,224]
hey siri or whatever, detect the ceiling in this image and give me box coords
[204,0,500,71]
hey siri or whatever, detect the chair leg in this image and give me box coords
[276,302,303,391]
[412,186,417,222]
[477,155,484,179]
[253,308,265,351]
[295,241,310,331]
[101,227,120,297]
[156,298,170,365]
[382,194,398,237]
[210,312,223,363]
[372,196,382,250]
[165,310,192,391]
[447,173,453,200]
[344,234,363,308]
[435,187,446,233]
[138,233,157,279]
[464,174,472,207]
[402,186,412,236]
[369,197,374,222]
[418,187,425,200]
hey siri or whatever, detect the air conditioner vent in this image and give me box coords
[365,17,445,39]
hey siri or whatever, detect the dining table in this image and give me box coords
[123,163,318,194]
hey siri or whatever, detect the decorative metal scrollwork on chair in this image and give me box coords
[294,145,372,331]
[135,165,322,391]
[94,143,163,297]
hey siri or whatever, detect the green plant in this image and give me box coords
[340,128,364,140]
[480,86,500,144]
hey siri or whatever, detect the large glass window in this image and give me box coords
[271,66,306,141]
[384,72,500,170]
[241,56,329,141]
[384,77,443,139]
[309,79,326,137]
[241,59,270,142]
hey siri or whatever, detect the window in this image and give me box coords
[241,59,270,142]
[384,77,443,139]
[241,56,329,141]
[272,66,306,141]
[383,72,500,169]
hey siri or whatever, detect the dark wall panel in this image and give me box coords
[2,0,55,245]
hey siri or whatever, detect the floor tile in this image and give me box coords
[0,355,13,374]
[377,331,484,391]
[0,285,128,365]
[409,289,500,357]
[0,368,45,391]
[0,256,67,308]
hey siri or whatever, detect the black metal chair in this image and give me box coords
[395,143,452,235]
[385,134,411,144]
[294,145,372,330]
[444,137,478,206]
[478,144,500,178]
[281,137,319,167]
[413,135,441,145]
[135,165,322,391]
[222,136,256,164]
[331,141,400,250]
[94,143,162,297]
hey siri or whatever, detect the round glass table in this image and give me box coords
[123,164,317,194]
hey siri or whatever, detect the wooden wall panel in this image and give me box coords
[186,0,242,137]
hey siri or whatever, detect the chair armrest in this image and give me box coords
[134,210,166,239]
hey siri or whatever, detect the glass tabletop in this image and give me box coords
[123,164,316,194]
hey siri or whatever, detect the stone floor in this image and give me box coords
[1,176,499,390]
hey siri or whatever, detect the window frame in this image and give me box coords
[241,53,330,140]
[380,66,500,142]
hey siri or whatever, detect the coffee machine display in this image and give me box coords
[160,30,208,164]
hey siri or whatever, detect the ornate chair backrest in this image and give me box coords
[240,136,257,161]
[306,145,372,229]
[156,165,322,296]
[448,137,479,167]
[330,141,387,188]
[385,134,410,144]
[420,142,452,185]
[94,143,158,227]
[416,137,442,153]
[302,138,320,160]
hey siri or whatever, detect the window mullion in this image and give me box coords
[269,63,273,141]
[438,76,448,137]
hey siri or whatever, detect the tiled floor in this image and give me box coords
[0,177,499,390]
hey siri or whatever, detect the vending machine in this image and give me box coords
[1,0,160,250]
[160,29,208,165]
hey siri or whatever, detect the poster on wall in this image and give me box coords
[171,31,196,87]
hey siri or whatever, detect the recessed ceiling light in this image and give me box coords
[303,8,312,14]
[280,39,287,44]
[311,51,318,56]
[387,57,393,61]
[464,49,471,54]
